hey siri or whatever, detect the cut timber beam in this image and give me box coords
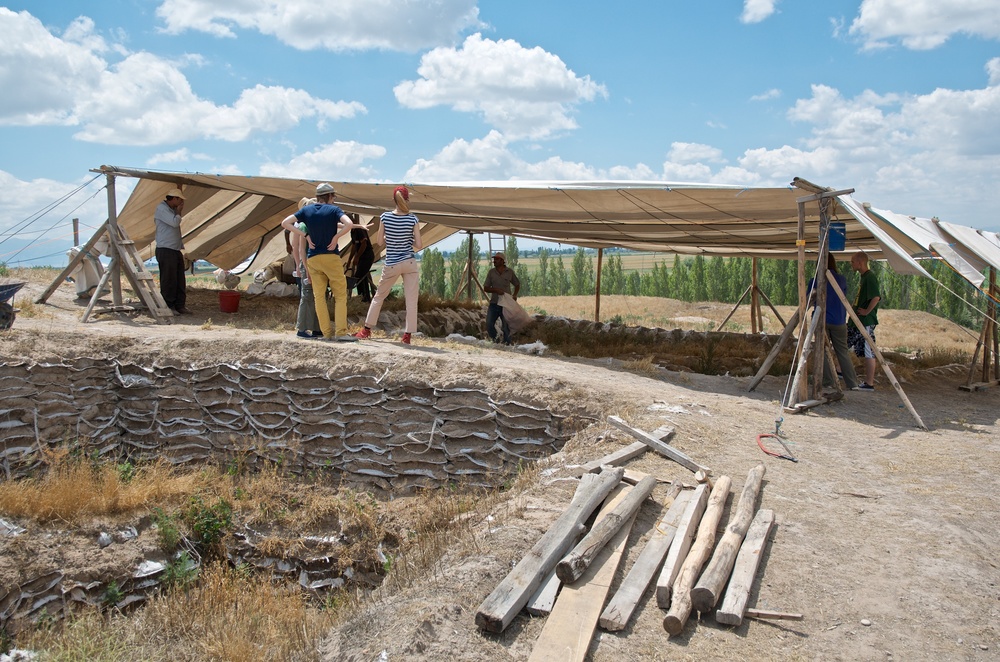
[655,483,709,608]
[607,416,709,474]
[599,484,688,632]
[528,485,637,662]
[475,467,624,633]
[691,463,767,613]
[662,475,732,636]
[716,509,776,626]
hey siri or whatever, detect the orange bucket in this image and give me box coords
[219,290,241,313]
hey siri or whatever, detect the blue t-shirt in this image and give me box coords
[294,203,346,258]
[809,273,848,325]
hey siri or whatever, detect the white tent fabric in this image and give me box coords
[96,166,996,299]
[862,207,986,288]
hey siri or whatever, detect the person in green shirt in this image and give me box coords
[848,252,881,391]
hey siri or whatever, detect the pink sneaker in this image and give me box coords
[353,327,371,339]
[401,332,411,345]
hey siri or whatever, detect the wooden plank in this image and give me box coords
[655,483,709,608]
[475,467,624,633]
[599,484,689,632]
[607,416,709,474]
[557,475,657,583]
[716,509,776,626]
[528,485,637,662]
[691,463,767,613]
[579,426,673,475]
[662,476,732,636]
[581,441,648,474]
[526,567,562,617]
[745,608,803,621]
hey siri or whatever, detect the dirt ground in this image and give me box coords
[3,278,1000,661]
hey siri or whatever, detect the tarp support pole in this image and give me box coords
[106,173,123,306]
[594,248,603,322]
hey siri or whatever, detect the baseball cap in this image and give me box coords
[493,252,505,262]
[316,182,336,197]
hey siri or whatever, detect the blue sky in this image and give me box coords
[1,0,999,266]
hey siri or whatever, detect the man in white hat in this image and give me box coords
[154,187,190,314]
[483,251,520,344]
[280,183,363,341]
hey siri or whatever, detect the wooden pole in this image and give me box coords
[690,463,766,613]
[828,276,927,429]
[747,307,800,392]
[716,509,776,626]
[72,218,79,246]
[105,173,122,306]
[655,483,710,607]
[662,475,732,636]
[595,247,603,322]
[795,201,807,403]
[607,416,710,474]
[751,257,760,334]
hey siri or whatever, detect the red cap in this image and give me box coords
[393,185,409,201]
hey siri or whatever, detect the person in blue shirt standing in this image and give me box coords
[280,183,361,341]
[809,253,859,391]
[354,186,422,345]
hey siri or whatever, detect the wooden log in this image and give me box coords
[745,608,803,621]
[691,463,767,613]
[655,483,709,608]
[716,508,776,626]
[557,474,657,583]
[662,475,732,636]
[599,484,688,632]
[607,416,709,474]
[528,485,638,662]
[475,467,625,633]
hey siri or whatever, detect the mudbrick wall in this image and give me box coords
[0,354,576,635]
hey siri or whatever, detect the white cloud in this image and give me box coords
[988,57,1000,86]
[0,9,106,125]
[668,142,726,164]
[741,0,779,24]
[394,33,607,140]
[751,88,782,102]
[259,141,387,180]
[147,148,213,165]
[155,0,483,52]
[0,10,366,146]
[850,0,1000,50]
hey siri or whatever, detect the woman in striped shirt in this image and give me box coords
[354,186,422,344]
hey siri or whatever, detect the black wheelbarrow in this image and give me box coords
[0,281,26,330]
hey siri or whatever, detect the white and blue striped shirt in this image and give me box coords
[381,211,418,266]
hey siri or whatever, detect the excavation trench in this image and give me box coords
[0,356,577,634]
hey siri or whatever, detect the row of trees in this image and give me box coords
[416,236,988,329]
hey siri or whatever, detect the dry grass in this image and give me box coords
[19,563,335,662]
[0,453,201,524]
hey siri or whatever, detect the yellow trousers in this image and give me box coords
[306,253,348,337]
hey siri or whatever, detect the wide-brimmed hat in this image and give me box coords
[492,252,506,262]
[165,188,185,199]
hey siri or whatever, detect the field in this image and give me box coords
[0,267,997,661]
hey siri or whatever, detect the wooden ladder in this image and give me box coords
[81,223,175,323]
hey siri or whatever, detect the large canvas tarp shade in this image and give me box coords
[99,166,996,300]
[105,167,889,271]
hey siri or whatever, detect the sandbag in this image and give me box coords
[498,293,533,333]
